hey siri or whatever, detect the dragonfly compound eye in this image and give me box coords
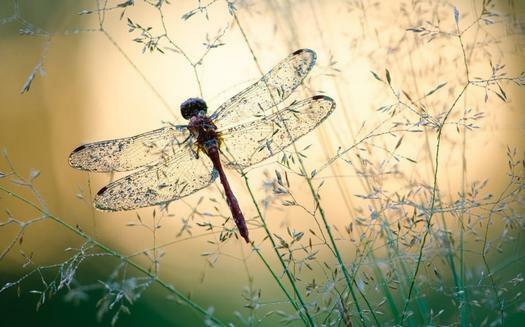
[180,97,208,119]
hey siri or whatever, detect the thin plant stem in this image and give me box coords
[401,82,469,323]
[0,185,228,327]
[232,7,380,325]
[244,176,315,327]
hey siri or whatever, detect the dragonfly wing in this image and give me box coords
[69,126,190,172]
[94,145,214,211]
[211,49,316,129]
[219,95,335,169]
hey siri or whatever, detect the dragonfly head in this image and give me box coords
[181,97,207,120]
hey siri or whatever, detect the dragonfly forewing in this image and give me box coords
[211,49,316,129]
[69,126,190,172]
[219,95,335,169]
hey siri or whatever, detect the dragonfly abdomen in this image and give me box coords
[205,145,250,243]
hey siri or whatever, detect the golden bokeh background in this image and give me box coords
[1,0,524,325]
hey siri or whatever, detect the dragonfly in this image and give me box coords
[69,49,335,243]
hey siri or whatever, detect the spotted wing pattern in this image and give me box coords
[211,49,316,129]
[69,49,334,213]
[219,95,335,169]
[94,145,214,211]
[69,126,189,172]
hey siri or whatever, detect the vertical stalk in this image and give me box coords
[401,83,469,323]
[244,176,316,326]
[232,7,378,326]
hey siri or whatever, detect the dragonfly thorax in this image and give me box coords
[180,97,207,120]
[188,114,221,152]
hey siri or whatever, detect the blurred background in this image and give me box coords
[1,0,524,326]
